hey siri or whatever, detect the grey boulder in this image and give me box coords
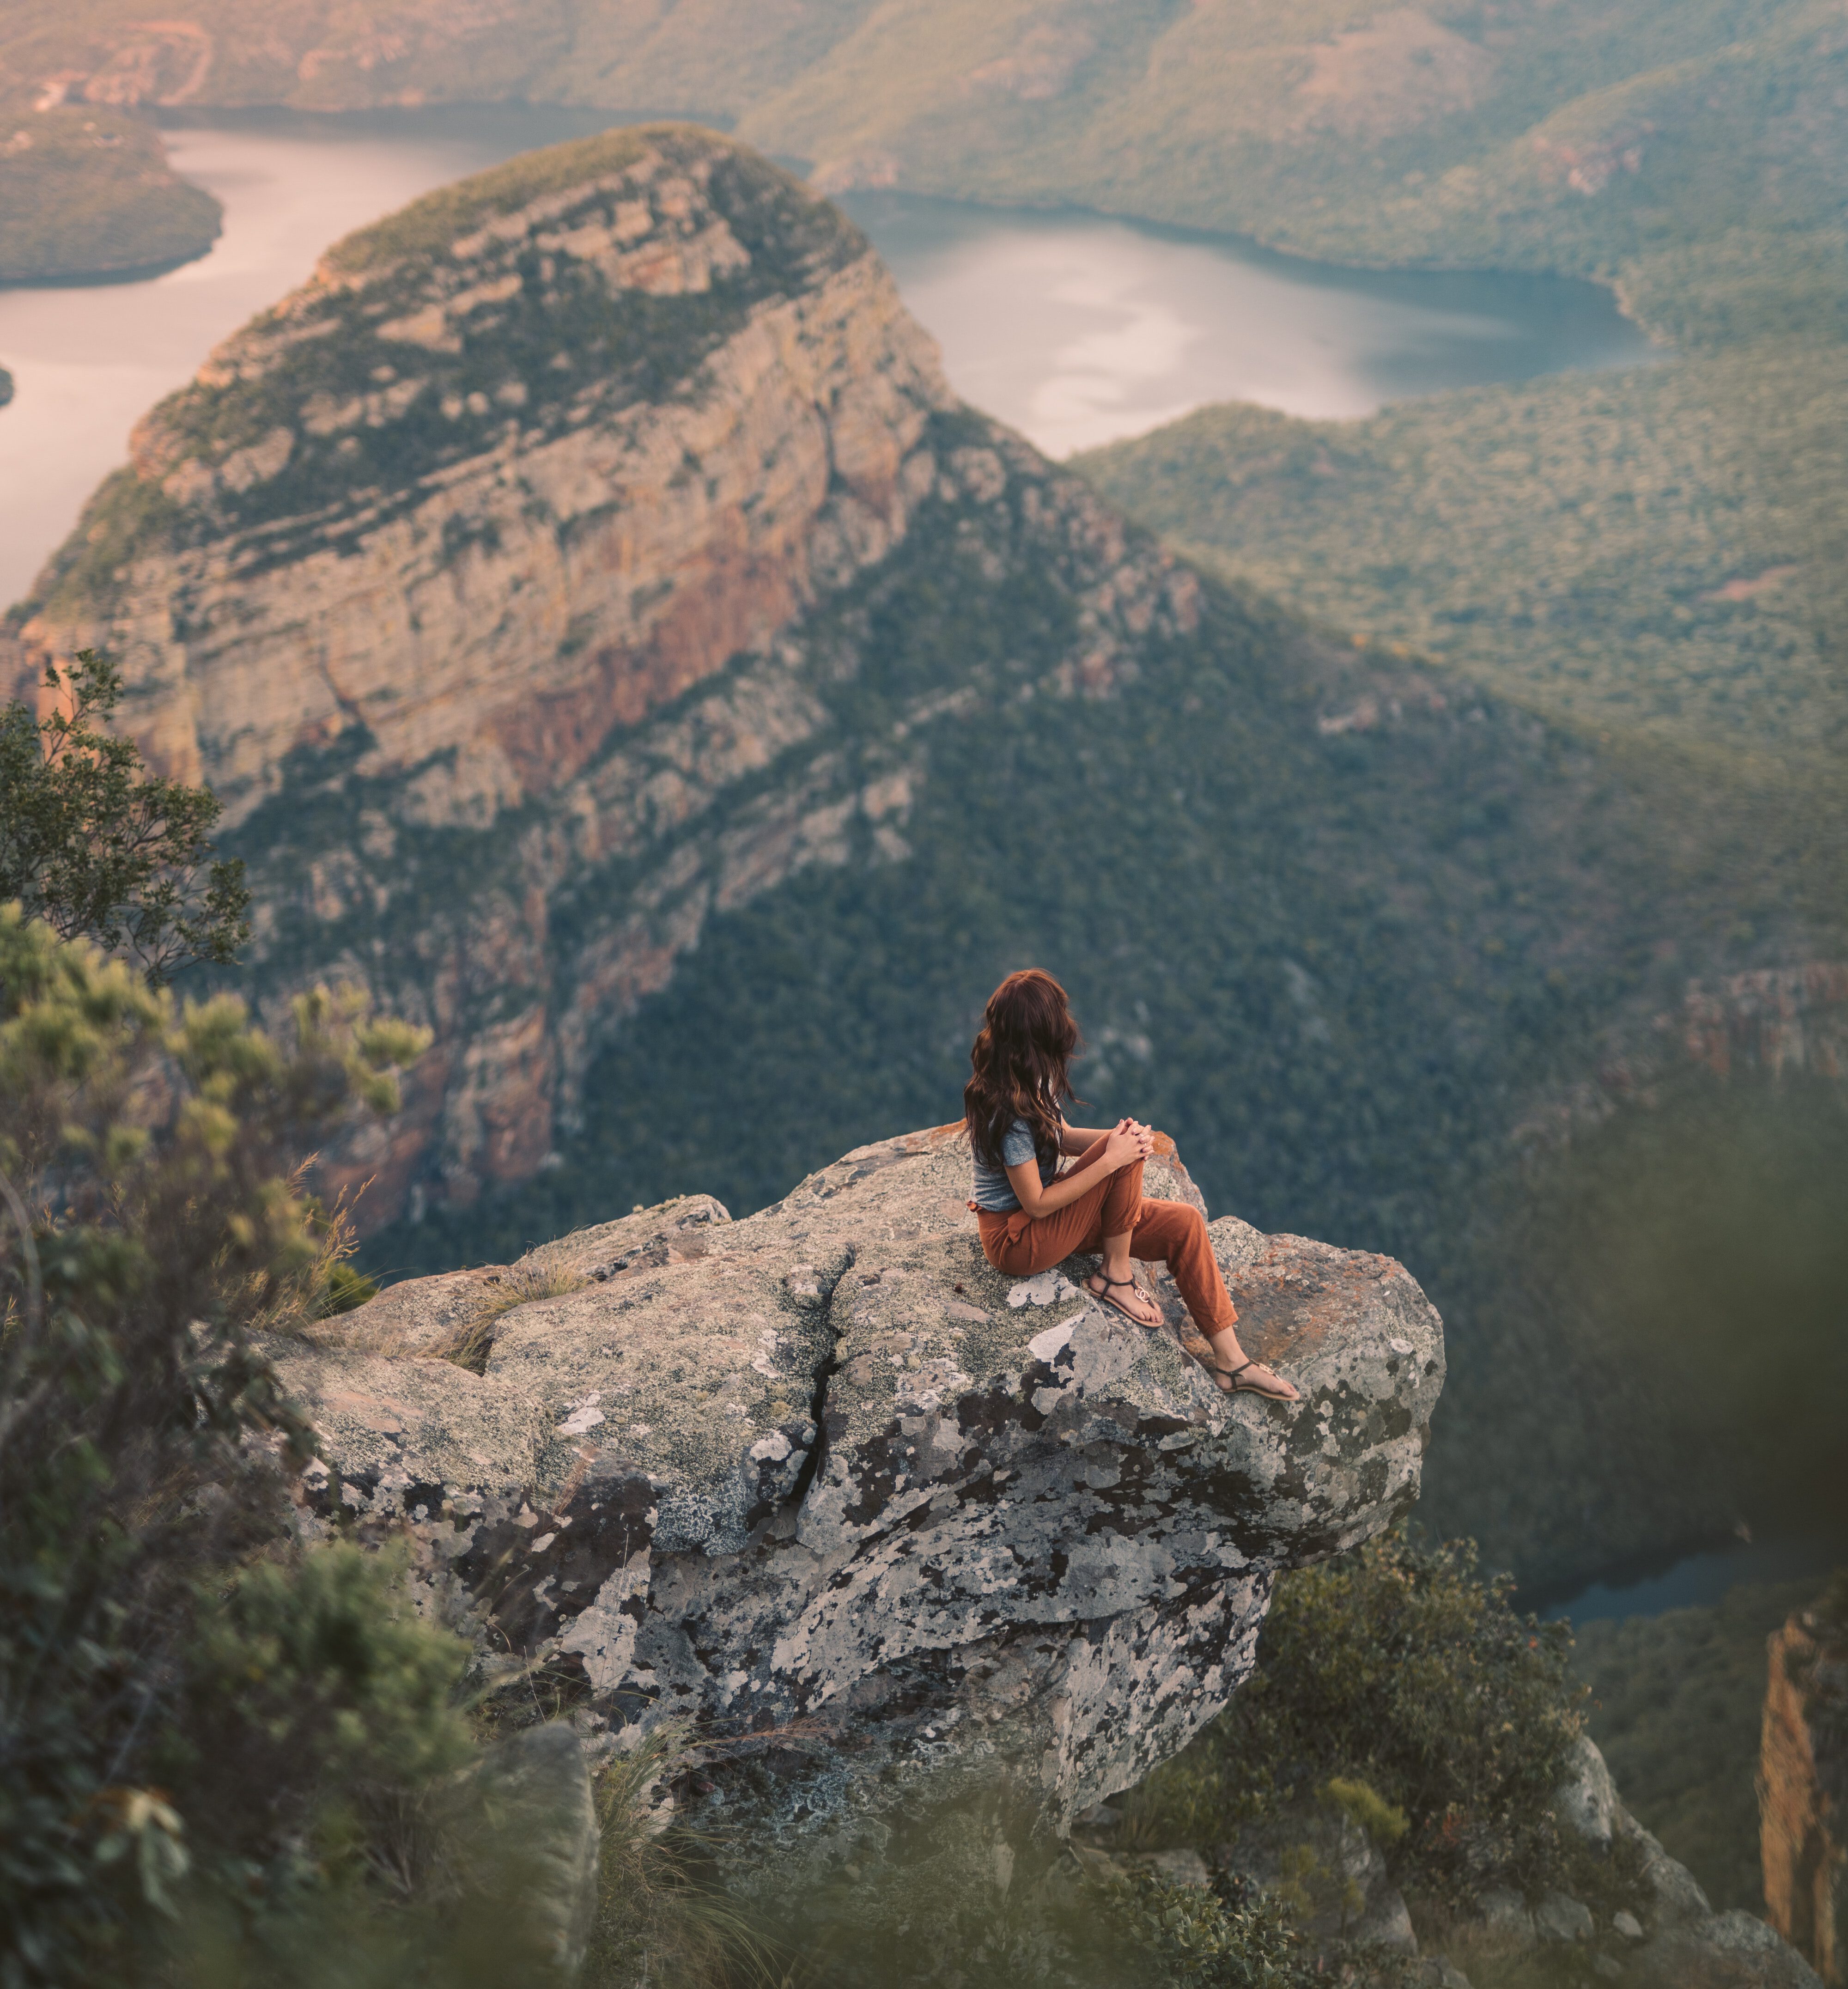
[271,1125,1444,1916]
[1608,1812,1819,1989]
[1553,1732,1623,1851]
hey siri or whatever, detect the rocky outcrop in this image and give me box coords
[265,1122,1443,1917]
[1498,1737,1827,1989]
[1763,1593,1848,1984]
[1617,1821,1824,1989]
[4,125,1200,1225]
[13,126,949,819]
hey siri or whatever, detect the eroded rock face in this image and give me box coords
[267,1124,1443,1908]
[1763,1600,1847,1985]
[13,127,946,824]
[1541,1738,1825,1989]
[5,126,1201,1225]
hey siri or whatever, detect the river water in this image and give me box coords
[0,104,1656,611]
[1542,1533,1843,1625]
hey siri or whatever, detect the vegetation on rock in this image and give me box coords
[1118,1535,1628,1917]
[0,97,219,284]
[0,650,249,983]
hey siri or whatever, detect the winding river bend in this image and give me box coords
[0,104,1655,610]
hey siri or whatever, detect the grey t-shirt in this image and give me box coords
[971,1116,1058,1213]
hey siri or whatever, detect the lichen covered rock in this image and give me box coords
[1540,1737,1824,1989]
[268,1123,1442,1911]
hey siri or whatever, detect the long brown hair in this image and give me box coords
[963,969,1083,1170]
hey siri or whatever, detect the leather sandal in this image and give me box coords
[1085,1270,1161,1328]
[1213,1356,1298,1403]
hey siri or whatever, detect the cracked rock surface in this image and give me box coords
[269,1123,1443,1904]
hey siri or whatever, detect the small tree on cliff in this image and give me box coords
[0,908,432,1979]
[0,649,249,984]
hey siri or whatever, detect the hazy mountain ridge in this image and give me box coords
[7,1,1843,287]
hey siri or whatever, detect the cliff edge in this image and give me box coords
[267,1124,1443,1913]
[1764,1586,1848,1985]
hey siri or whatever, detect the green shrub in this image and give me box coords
[317,1260,379,1316]
[1096,1872,1319,1989]
[175,1545,474,1874]
[1322,1779,1409,1849]
[0,908,427,1983]
[1123,1533,1589,1907]
[0,650,249,984]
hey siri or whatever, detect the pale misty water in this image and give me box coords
[837,189,1654,456]
[0,104,1656,611]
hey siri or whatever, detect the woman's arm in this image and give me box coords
[1059,1118,1114,1153]
[1007,1123,1145,1219]
[1060,1117,1156,1156]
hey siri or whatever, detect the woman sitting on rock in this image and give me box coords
[964,968,1299,1402]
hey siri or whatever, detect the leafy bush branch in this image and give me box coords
[0,649,249,985]
[0,907,427,1981]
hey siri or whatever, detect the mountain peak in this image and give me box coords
[12,123,945,818]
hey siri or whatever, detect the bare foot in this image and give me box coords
[1086,1268,1163,1329]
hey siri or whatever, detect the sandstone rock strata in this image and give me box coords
[5,126,1201,1225]
[13,126,948,823]
[1763,1595,1848,1984]
[267,1123,1443,1914]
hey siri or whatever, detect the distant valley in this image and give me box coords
[6,1,1844,287]
[2,15,1845,1983]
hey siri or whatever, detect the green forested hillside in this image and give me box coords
[1075,340,1848,773]
[0,96,220,282]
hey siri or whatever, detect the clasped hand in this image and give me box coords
[1104,1117,1156,1169]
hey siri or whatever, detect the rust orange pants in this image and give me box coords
[973,1136,1237,1336]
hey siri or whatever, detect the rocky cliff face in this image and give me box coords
[266,1123,1443,1916]
[15,125,948,820]
[4,125,1198,1223]
[1763,1593,1848,1984]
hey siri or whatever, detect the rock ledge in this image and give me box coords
[273,1124,1444,1904]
